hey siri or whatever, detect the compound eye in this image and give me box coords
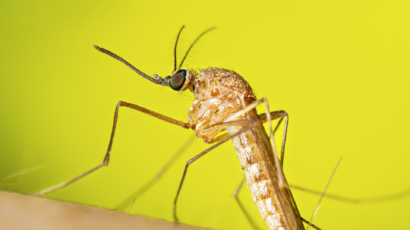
[169,69,187,91]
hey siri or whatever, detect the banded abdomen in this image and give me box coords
[226,110,304,230]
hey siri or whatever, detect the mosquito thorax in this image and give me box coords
[187,68,257,142]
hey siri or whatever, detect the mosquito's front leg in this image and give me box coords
[31,101,190,196]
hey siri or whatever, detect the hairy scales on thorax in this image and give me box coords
[188,68,256,141]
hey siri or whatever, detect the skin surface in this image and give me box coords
[0,191,214,230]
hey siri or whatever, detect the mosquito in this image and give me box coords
[31,26,322,230]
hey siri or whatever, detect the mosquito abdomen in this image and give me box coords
[227,121,289,230]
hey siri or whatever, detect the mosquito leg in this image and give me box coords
[173,120,260,222]
[306,157,342,230]
[301,218,322,230]
[114,135,197,213]
[232,178,245,197]
[206,111,288,145]
[258,98,298,229]
[211,108,289,165]
[204,119,262,144]
[207,133,230,143]
[0,165,46,183]
[289,184,410,204]
[155,135,196,180]
[199,119,261,143]
[259,110,289,167]
[31,101,190,196]
[232,178,261,230]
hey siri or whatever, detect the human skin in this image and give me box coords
[0,191,214,230]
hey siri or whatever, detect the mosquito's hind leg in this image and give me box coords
[173,119,261,222]
[115,135,196,212]
[301,218,322,230]
[231,178,262,230]
[304,158,341,230]
[259,110,289,167]
[232,178,245,197]
[31,101,190,196]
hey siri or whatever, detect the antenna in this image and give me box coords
[174,25,185,71]
[178,27,215,70]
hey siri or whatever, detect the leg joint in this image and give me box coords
[116,101,125,108]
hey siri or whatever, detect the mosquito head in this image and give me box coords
[94,26,214,91]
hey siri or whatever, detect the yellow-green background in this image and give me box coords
[1,1,409,229]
